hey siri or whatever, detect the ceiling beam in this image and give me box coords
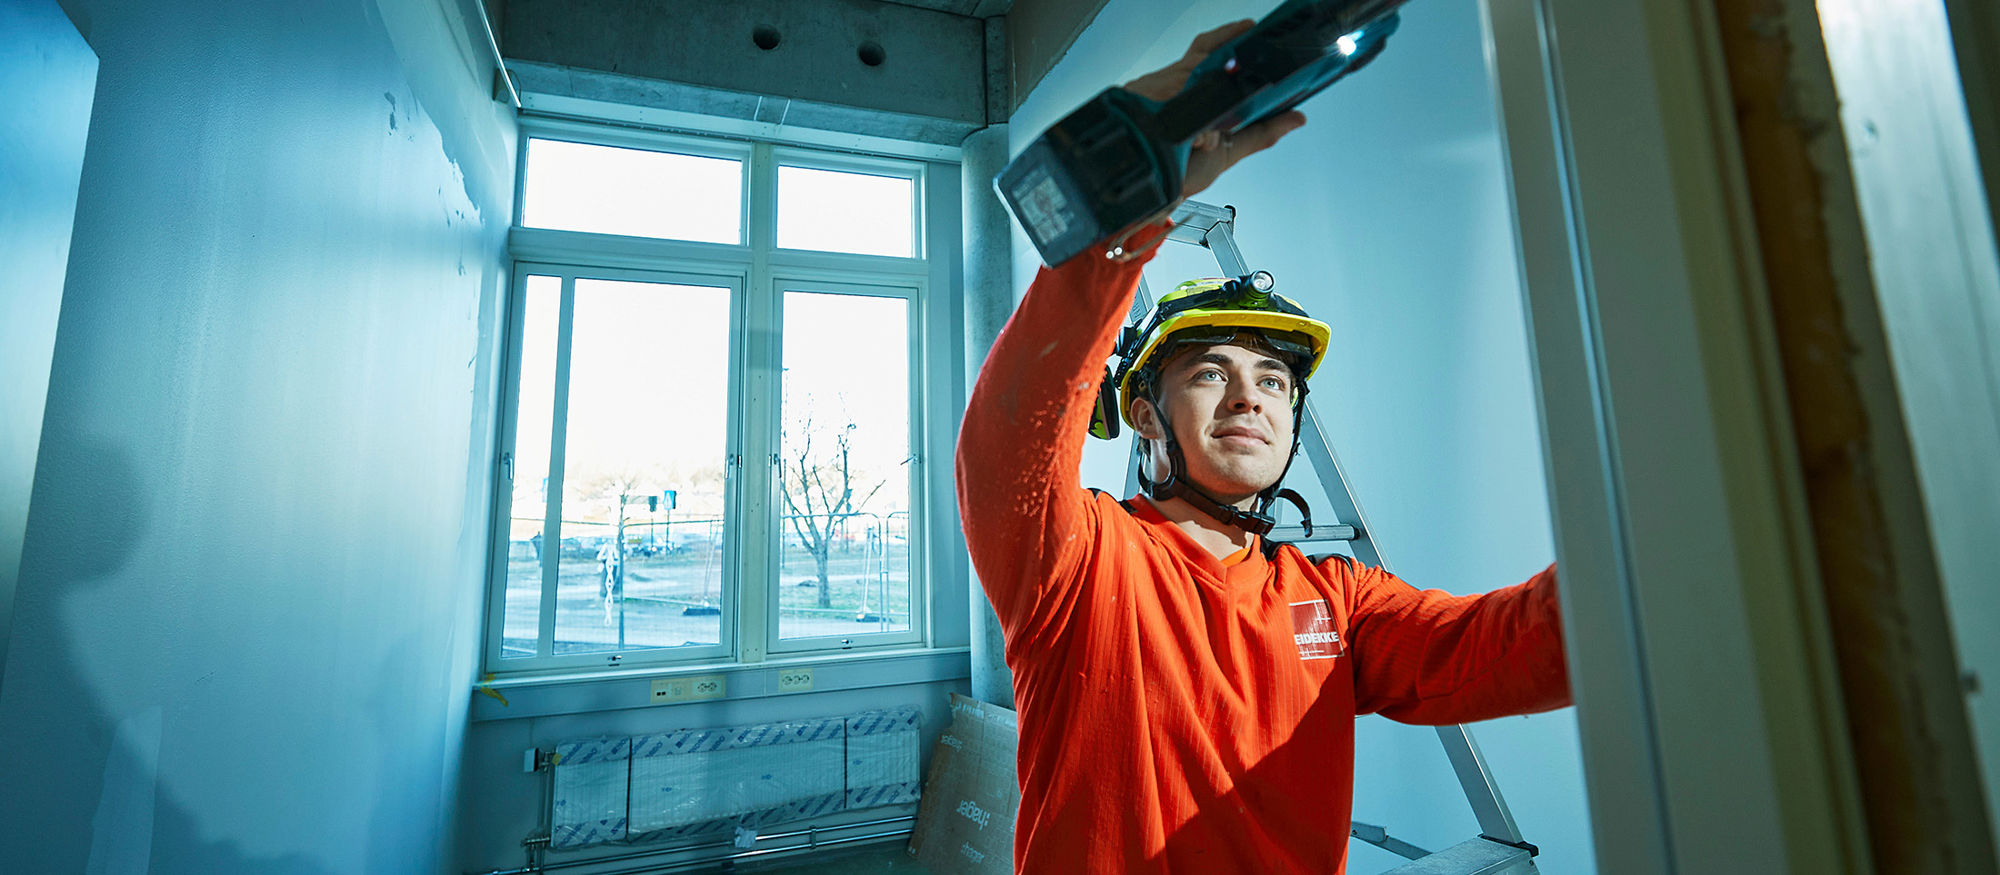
[504,0,987,125]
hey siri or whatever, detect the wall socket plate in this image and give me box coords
[650,674,726,704]
[775,667,814,693]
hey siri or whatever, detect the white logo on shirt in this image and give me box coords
[1290,599,1344,660]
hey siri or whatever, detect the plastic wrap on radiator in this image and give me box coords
[845,708,922,809]
[627,716,848,842]
[549,706,925,848]
[550,737,630,849]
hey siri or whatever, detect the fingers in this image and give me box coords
[1179,111,1308,200]
[1126,20,1257,102]
[1184,19,1254,59]
[1230,110,1308,157]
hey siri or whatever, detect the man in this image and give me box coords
[956,20,1571,873]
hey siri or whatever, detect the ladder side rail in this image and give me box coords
[1296,325,1533,857]
[1122,276,1157,499]
[1297,404,1386,568]
[1198,213,1250,276]
[1437,724,1531,845]
[1169,200,1238,241]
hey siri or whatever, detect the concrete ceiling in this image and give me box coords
[876,0,1014,16]
[495,0,1105,145]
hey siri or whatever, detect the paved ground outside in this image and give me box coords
[498,542,914,657]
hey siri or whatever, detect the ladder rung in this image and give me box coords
[1379,836,1534,875]
[1269,524,1357,543]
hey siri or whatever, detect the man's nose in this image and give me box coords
[1224,382,1262,412]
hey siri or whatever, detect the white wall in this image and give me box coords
[1,0,97,703]
[1009,0,1594,871]
[0,0,516,870]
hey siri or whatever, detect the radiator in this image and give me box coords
[550,707,922,851]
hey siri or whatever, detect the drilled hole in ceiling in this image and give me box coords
[752,25,780,50]
[857,41,886,67]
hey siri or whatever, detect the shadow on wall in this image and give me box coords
[12,425,470,872]
[4,426,335,873]
[0,0,513,869]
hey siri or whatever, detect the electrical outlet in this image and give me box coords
[650,674,726,704]
[687,675,725,699]
[776,667,814,693]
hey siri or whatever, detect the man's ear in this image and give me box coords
[1130,396,1166,441]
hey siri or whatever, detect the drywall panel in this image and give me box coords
[0,0,516,870]
[1004,0,1593,871]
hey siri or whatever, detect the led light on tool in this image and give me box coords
[1337,33,1360,55]
[1251,270,1276,292]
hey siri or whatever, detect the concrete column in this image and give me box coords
[960,123,1015,709]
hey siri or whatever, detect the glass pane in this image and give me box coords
[778,291,912,639]
[555,278,733,654]
[502,275,562,658]
[522,138,743,244]
[776,166,915,257]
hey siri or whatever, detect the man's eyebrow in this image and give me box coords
[1178,351,1290,373]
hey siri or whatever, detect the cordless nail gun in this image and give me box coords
[995,0,1412,266]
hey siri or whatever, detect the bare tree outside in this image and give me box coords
[779,404,886,609]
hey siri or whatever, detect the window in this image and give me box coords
[520,139,743,244]
[777,164,916,257]
[488,122,944,673]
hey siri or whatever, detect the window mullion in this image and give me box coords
[538,275,578,658]
[486,270,532,666]
[907,279,928,644]
[734,142,782,663]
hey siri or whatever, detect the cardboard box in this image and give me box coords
[906,693,1020,874]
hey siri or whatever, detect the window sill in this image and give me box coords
[469,646,970,722]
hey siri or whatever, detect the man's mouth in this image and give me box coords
[1211,427,1268,445]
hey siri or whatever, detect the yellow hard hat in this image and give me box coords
[1089,271,1330,439]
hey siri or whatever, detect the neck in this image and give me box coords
[1141,494,1256,560]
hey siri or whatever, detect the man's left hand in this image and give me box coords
[1122,20,1310,200]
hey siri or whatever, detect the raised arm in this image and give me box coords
[957,19,1308,643]
[1341,561,1571,724]
[956,250,1149,639]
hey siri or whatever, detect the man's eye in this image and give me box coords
[1260,375,1288,392]
[1195,369,1224,382]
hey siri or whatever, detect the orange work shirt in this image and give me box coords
[956,230,1571,873]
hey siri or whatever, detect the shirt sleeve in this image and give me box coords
[1341,560,1572,724]
[954,228,1165,648]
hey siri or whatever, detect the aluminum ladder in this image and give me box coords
[1116,200,1541,875]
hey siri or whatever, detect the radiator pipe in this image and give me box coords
[474,816,917,875]
[573,828,911,875]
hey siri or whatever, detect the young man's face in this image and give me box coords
[1133,340,1297,505]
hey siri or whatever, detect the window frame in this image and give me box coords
[513,123,753,247]
[771,146,927,260]
[483,264,748,672]
[763,276,928,656]
[485,117,944,677]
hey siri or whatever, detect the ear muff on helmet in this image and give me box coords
[1087,365,1121,440]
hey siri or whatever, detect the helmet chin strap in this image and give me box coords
[1136,391,1316,543]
